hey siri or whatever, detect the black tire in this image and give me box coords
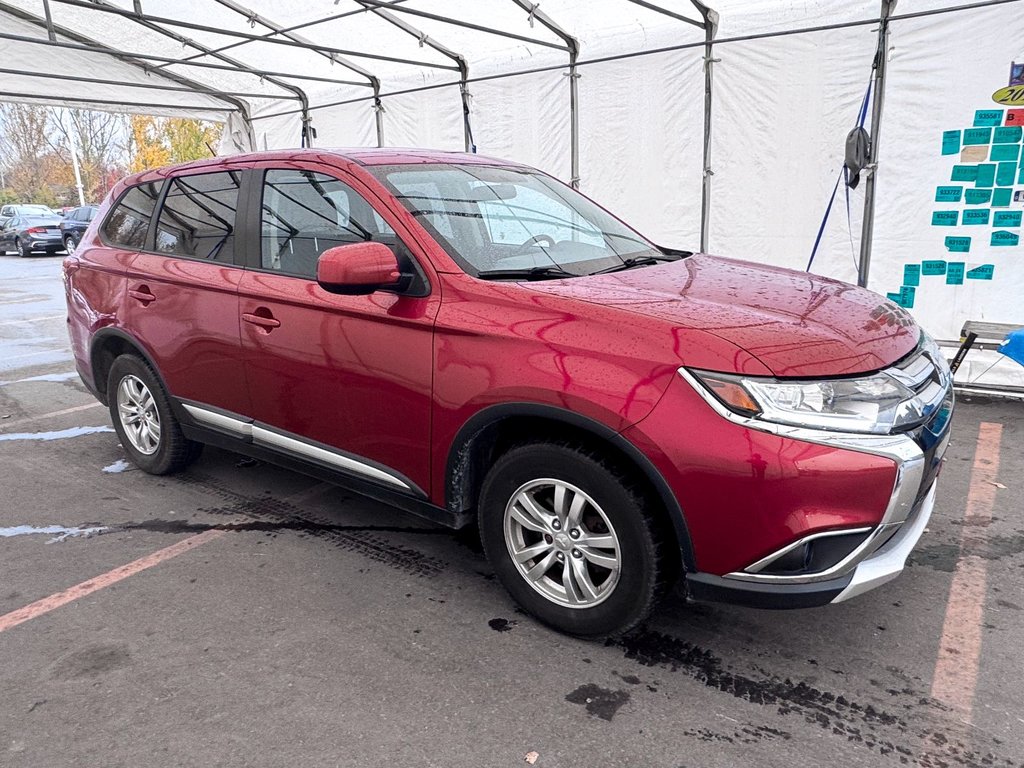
[17,238,31,258]
[63,235,76,253]
[107,354,202,475]
[478,443,672,638]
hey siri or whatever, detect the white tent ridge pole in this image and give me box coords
[692,1,719,254]
[857,0,896,289]
[509,1,580,188]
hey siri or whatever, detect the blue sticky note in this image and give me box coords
[942,130,961,155]
[935,186,963,202]
[946,262,965,285]
[966,264,995,280]
[903,264,921,286]
[996,162,1017,186]
[975,164,996,187]
[944,236,971,252]
[962,209,990,225]
[993,188,1013,207]
[964,127,993,145]
[993,210,1022,227]
[964,188,991,205]
[922,260,947,276]
[932,211,959,226]
[992,230,1020,246]
[991,144,1020,161]
[993,125,1023,143]
[898,286,916,308]
[951,165,979,181]
[975,110,1004,126]
[1019,165,1024,184]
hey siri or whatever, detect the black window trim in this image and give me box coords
[98,179,166,253]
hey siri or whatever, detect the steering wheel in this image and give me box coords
[520,234,555,248]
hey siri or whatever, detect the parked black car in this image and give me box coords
[0,214,65,257]
[0,204,55,230]
[58,205,98,252]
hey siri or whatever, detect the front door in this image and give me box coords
[238,166,439,495]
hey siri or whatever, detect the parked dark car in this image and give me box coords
[0,204,55,229]
[64,149,953,637]
[59,205,98,253]
[0,214,65,256]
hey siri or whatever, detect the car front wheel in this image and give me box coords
[107,354,202,475]
[64,235,76,253]
[479,443,672,637]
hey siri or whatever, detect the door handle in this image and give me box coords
[128,286,156,303]
[242,312,281,330]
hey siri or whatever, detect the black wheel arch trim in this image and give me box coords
[88,327,173,408]
[446,402,697,572]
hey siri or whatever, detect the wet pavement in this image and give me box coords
[1,255,1022,768]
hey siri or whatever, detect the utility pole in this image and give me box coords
[62,110,86,206]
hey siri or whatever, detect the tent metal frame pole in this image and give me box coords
[625,0,705,28]
[0,90,230,113]
[857,0,897,289]
[84,0,312,147]
[0,1,252,124]
[509,1,580,188]
[358,2,474,152]
[357,0,571,52]
[41,0,57,41]
[692,1,719,253]
[48,0,459,71]
[0,31,372,87]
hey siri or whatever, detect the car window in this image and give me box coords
[154,171,240,263]
[259,169,396,279]
[102,182,162,250]
[86,207,97,222]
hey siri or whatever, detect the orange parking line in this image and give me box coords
[0,529,225,634]
[930,422,1002,720]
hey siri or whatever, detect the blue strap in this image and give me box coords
[806,79,873,273]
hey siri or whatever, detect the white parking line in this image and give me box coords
[0,402,104,429]
[0,314,65,327]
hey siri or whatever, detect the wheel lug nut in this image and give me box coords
[569,529,580,539]
[572,549,582,558]
[556,552,565,561]
[551,520,561,530]
[544,534,553,544]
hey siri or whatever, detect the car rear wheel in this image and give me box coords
[107,354,202,475]
[479,443,671,637]
[17,238,31,258]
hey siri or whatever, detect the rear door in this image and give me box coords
[237,163,439,495]
[121,169,250,417]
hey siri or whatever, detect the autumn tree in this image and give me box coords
[128,115,222,172]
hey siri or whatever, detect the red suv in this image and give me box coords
[64,149,953,636]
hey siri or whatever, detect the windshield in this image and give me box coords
[368,163,669,278]
[23,216,60,225]
[20,206,53,215]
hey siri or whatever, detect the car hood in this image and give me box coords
[524,254,919,377]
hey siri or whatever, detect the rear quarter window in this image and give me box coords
[101,182,163,249]
[154,171,240,263]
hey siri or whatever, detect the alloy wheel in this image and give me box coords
[116,374,161,455]
[503,478,621,608]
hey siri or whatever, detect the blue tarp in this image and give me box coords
[997,329,1024,367]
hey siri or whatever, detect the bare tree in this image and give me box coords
[0,103,66,205]
[48,109,129,202]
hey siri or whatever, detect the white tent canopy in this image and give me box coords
[2,0,1023,381]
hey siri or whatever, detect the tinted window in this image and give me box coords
[155,172,240,263]
[102,182,162,249]
[260,170,396,279]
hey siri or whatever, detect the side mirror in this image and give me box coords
[317,242,403,295]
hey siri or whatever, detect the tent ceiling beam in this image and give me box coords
[49,0,459,71]
[0,1,251,120]
[624,0,704,28]
[0,90,228,113]
[357,0,571,53]
[357,2,474,152]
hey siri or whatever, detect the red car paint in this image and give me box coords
[64,148,945,607]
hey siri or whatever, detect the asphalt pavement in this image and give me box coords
[1,254,1022,768]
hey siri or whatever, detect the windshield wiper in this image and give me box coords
[475,265,578,281]
[591,253,683,275]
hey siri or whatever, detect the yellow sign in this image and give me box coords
[992,85,1024,106]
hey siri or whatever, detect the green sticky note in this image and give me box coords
[964,127,992,145]
[964,188,992,204]
[1019,165,1024,183]
[993,125,1023,143]
[994,210,1022,227]
[992,230,1020,246]
[932,211,959,226]
[946,262,965,284]
[951,165,979,181]
[993,188,1013,207]
[975,164,996,187]
[975,110,1004,126]
[942,130,961,155]
[922,260,947,276]
[962,209,990,225]
[903,264,921,286]
[996,162,1017,186]
[935,186,963,202]
[966,264,995,280]
[990,144,1020,161]
[888,286,916,308]
[945,236,971,252]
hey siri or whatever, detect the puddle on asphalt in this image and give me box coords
[102,459,132,474]
[0,371,78,386]
[0,426,113,442]
[0,525,110,543]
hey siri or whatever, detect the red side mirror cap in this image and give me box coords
[317,242,402,295]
